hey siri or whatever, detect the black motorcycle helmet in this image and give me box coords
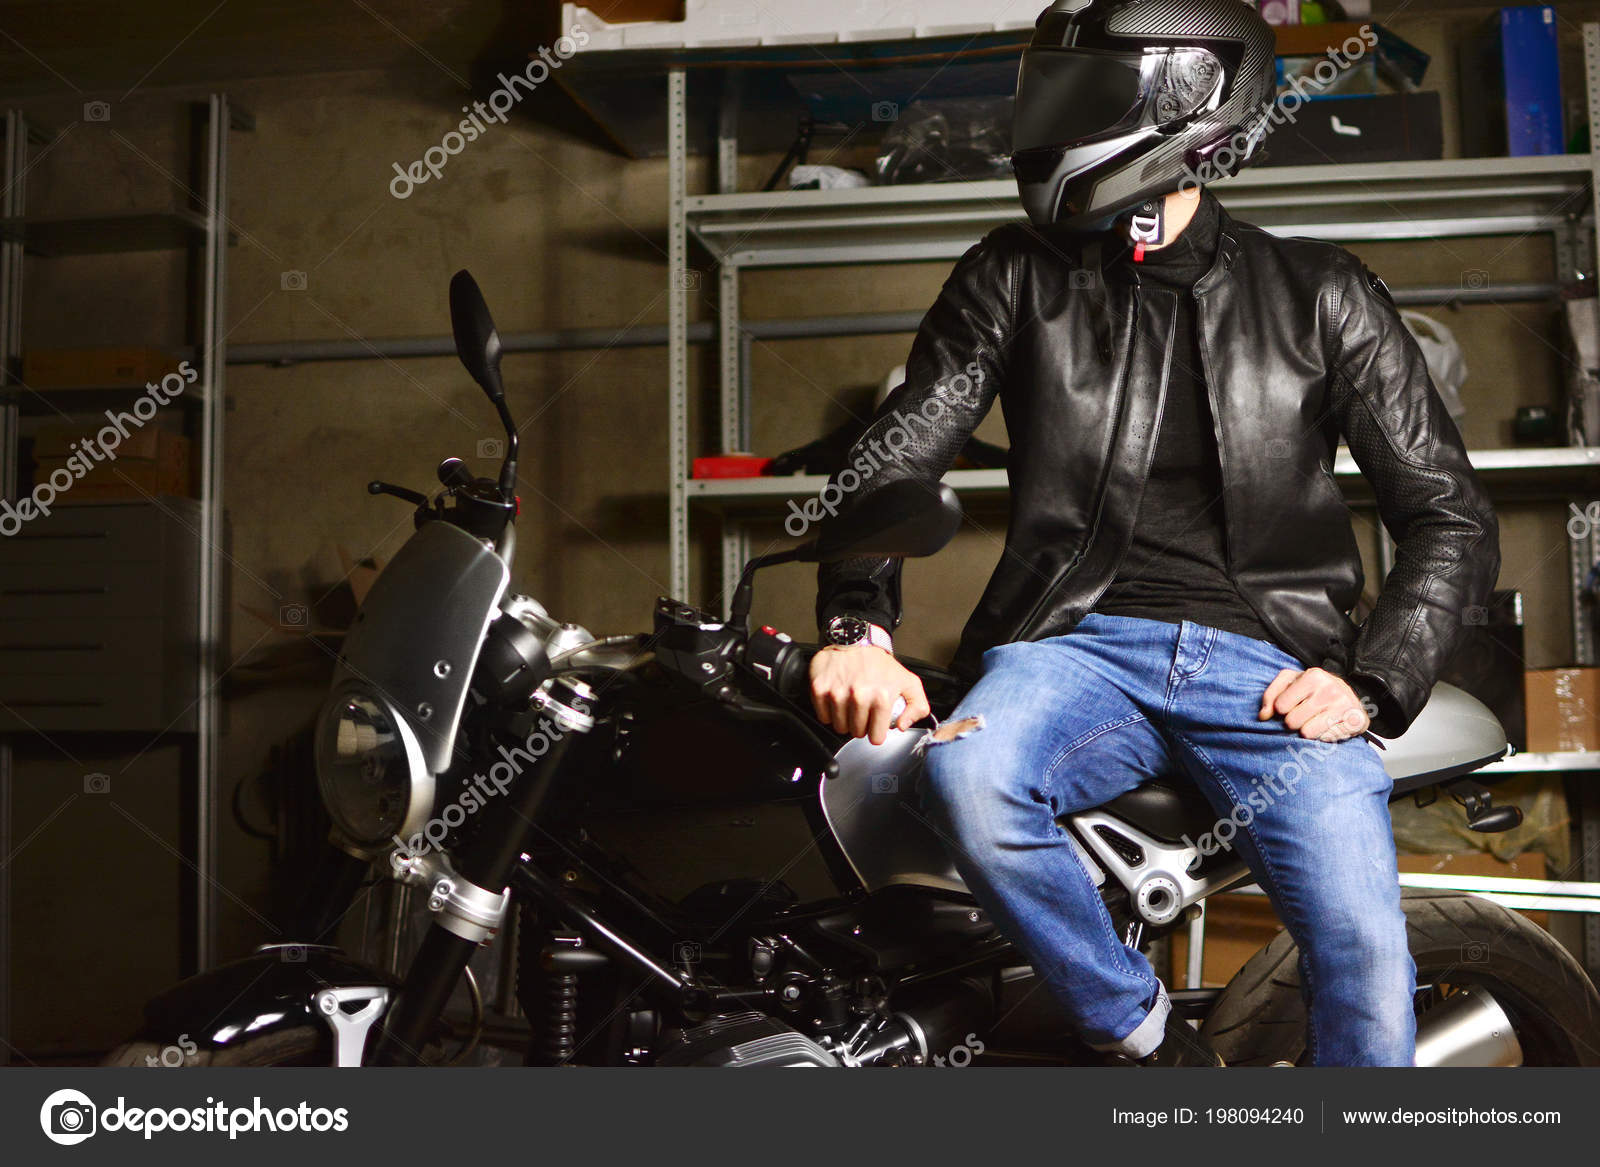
[1011,0,1277,232]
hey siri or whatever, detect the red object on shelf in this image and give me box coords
[692,455,773,479]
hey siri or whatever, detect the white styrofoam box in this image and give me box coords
[561,1,1038,53]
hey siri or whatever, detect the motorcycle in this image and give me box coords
[109,272,1600,1069]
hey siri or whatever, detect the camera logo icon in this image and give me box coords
[83,101,111,123]
[83,772,110,795]
[1461,941,1489,963]
[871,101,899,122]
[280,944,308,963]
[870,773,899,795]
[671,270,701,291]
[1462,605,1488,626]
[40,1088,97,1145]
[280,270,308,292]
[1068,269,1097,290]
[278,602,308,628]
[1461,269,1489,291]
[476,438,505,460]
[672,940,701,965]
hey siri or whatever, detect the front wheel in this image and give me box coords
[103,1029,325,1067]
[1201,888,1600,1066]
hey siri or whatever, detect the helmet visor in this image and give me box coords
[1012,46,1225,154]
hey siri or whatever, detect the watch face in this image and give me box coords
[828,616,869,645]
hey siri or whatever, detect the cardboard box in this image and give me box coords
[32,422,169,463]
[1525,669,1599,752]
[1278,53,1378,99]
[591,0,682,19]
[30,429,192,503]
[1260,91,1443,167]
[1273,19,1368,56]
[21,347,179,389]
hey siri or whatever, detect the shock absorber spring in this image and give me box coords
[545,971,578,1064]
[531,934,607,1065]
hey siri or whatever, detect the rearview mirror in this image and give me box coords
[448,269,518,495]
[449,269,505,404]
[799,481,963,563]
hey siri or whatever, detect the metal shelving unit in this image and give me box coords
[665,36,1600,661]
[0,97,245,1058]
[685,154,1596,268]
[687,446,1600,511]
[0,209,214,256]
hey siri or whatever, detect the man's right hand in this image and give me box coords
[809,644,931,745]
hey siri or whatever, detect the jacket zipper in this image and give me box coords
[1192,285,1309,663]
[1014,282,1143,639]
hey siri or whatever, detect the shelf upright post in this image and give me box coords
[1577,24,1600,981]
[194,95,231,973]
[0,111,24,519]
[716,71,751,613]
[1576,25,1600,671]
[0,107,25,1067]
[668,69,691,603]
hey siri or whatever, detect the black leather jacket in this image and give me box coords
[816,196,1500,737]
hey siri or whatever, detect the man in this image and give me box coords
[808,0,1499,1066]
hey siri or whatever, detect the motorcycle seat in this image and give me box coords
[1098,778,1216,844]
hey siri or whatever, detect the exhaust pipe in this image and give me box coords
[1414,988,1523,1067]
[847,977,995,1066]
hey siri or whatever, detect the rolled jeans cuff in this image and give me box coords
[1089,982,1170,1060]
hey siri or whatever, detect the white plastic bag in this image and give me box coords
[1400,309,1468,426]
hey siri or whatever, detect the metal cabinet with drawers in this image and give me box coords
[0,499,200,733]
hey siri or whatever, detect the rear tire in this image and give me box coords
[1201,888,1600,1066]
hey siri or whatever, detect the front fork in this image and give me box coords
[370,683,593,1065]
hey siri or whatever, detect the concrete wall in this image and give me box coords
[3,1,1597,1054]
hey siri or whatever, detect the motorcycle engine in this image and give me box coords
[654,1013,840,1068]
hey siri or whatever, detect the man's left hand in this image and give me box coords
[1259,667,1370,742]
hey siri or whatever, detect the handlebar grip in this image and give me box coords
[743,626,817,706]
[772,641,818,706]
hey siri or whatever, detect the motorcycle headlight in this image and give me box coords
[314,685,434,849]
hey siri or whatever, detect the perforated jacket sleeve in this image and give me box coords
[1328,260,1500,737]
[815,237,1013,637]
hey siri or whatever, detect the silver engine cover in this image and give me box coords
[654,1013,840,1067]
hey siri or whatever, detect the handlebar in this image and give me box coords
[742,624,817,706]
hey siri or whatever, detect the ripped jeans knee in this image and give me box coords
[928,714,985,745]
[918,713,996,822]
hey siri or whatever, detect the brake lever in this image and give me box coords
[719,691,840,780]
[368,480,428,506]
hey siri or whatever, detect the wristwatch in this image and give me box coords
[826,615,894,653]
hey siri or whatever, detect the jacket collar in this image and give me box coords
[1194,197,1239,296]
[1097,188,1236,293]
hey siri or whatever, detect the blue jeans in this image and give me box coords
[920,612,1415,1066]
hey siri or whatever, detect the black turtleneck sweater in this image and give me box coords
[1092,192,1275,645]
